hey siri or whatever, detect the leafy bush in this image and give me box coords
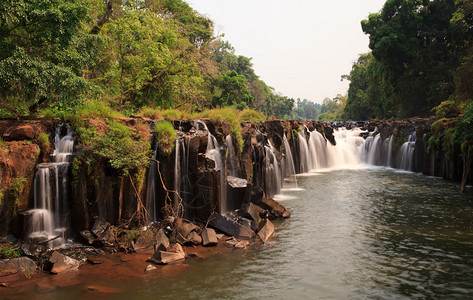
[155,121,176,156]
[0,244,22,259]
[84,121,151,176]
[137,107,164,120]
[202,108,243,151]
[239,109,265,122]
[36,133,50,156]
[454,103,473,154]
[9,177,27,216]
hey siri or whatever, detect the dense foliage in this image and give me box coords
[0,0,300,120]
[344,0,473,120]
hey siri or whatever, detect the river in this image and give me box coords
[113,167,473,299]
[5,167,473,299]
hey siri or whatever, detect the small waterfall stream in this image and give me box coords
[27,125,74,248]
[145,142,158,222]
[283,135,298,189]
[397,131,416,171]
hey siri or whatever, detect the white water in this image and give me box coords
[225,135,238,177]
[145,142,158,222]
[398,131,416,171]
[283,134,298,189]
[27,125,74,248]
[295,127,417,176]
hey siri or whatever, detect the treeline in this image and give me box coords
[0,0,300,119]
[343,0,473,120]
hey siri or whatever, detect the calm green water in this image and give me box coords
[7,168,473,299]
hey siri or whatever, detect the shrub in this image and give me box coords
[36,132,50,156]
[136,106,163,120]
[155,121,176,156]
[0,244,22,259]
[161,109,182,120]
[9,177,27,216]
[202,108,243,151]
[85,121,151,176]
[239,109,265,122]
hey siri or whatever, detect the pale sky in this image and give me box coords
[189,0,386,104]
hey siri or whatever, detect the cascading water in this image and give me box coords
[194,121,227,213]
[297,127,365,172]
[263,142,282,198]
[27,125,74,248]
[298,129,312,173]
[225,135,238,177]
[360,131,393,167]
[283,134,298,189]
[397,131,416,171]
[145,142,158,223]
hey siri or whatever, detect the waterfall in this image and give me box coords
[263,142,282,198]
[27,125,74,248]
[194,121,227,213]
[225,135,238,177]
[298,129,312,173]
[283,134,298,189]
[145,142,158,223]
[397,132,416,171]
[360,131,393,167]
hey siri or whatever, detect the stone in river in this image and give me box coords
[257,219,274,243]
[187,231,202,245]
[0,257,36,275]
[147,243,186,265]
[208,212,255,239]
[47,251,80,274]
[201,228,218,247]
[155,228,170,251]
[260,198,291,219]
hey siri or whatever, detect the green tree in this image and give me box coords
[212,70,253,109]
[0,0,99,116]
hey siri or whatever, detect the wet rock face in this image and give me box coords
[0,141,41,237]
[0,121,48,141]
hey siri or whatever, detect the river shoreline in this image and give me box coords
[0,237,255,298]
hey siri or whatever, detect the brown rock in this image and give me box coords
[147,243,186,265]
[155,228,170,251]
[0,257,37,275]
[175,219,198,242]
[134,231,155,251]
[257,219,275,243]
[187,231,202,245]
[48,251,80,274]
[261,198,291,219]
[245,202,264,223]
[201,228,218,247]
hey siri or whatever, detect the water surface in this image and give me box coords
[118,168,473,299]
